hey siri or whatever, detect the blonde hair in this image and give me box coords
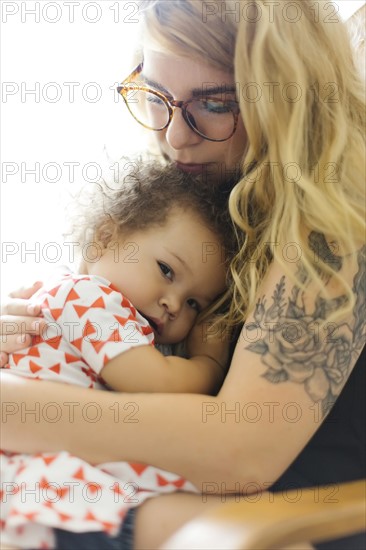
[228,0,365,325]
[137,0,239,71]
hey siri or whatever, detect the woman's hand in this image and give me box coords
[0,282,46,366]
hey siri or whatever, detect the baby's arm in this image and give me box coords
[102,325,229,395]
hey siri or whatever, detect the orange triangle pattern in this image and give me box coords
[23,511,39,521]
[121,296,132,309]
[72,467,85,481]
[29,360,43,374]
[82,319,97,338]
[86,483,100,495]
[45,335,62,350]
[114,314,129,325]
[49,308,63,321]
[73,304,89,318]
[129,463,148,476]
[32,335,43,346]
[28,347,41,358]
[49,363,61,374]
[12,353,26,365]
[66,288,80,302]
[141,326,153,336]
[99,285,113,295]
[65,353,80,363]
[84,510,97,522]
[57,511,72,522]
[90,297,105,308]
[48,285,61,297]
[42,455,58,466]
[71,337,83,352]
[110,482,124,496]
[39,477,50,489]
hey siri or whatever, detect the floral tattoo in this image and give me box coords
[245,245,366,418]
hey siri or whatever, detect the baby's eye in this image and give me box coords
[186,298,201,313]
[158,262,173,280]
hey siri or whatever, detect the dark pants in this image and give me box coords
[316,532,366,550]
[54,508,136,550]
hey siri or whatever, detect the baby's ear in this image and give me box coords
[95,221,117,250]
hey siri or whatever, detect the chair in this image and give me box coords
[162,479,365,549]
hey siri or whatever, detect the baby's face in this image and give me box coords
[87,208,227,344]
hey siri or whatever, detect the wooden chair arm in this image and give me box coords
[162,480,366,549]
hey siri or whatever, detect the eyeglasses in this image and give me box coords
[117,63,240,142]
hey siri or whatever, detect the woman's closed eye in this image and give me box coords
[158,261,174,281]
[146,94,166,107]
[199,98,237,114]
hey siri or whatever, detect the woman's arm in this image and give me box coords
[0,282,46,365]
[2,250,364,489]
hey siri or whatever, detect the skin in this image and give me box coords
[85,208,229,396]
[85,208,226,345]
[142,50,247,183]
[1,51,364,550]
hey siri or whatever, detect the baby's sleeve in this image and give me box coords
[59,278,154,375]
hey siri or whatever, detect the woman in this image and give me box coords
[1,1,365,549]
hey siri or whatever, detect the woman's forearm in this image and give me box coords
[0,371,257,489]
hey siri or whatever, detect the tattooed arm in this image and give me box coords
[1,246,365,488]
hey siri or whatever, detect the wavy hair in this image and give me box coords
[67,158,237,269]
[227,0,365,325]
[136,0,239,71]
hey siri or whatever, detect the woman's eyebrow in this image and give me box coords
[142,75,172,97]
[142,75,237,98]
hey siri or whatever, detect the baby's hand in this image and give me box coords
[0,282,46,366]
[187,320,230,370]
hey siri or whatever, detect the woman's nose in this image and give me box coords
[164,108,202,150]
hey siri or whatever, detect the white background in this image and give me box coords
[1,0,365,295]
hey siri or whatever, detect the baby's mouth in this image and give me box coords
[141,314,164,335]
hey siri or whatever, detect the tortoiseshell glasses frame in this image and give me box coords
[117,63,240,143]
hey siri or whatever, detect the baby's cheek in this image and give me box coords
[166,319,191,345]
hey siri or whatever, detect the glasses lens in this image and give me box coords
[120,85,238,141]
[122,86,170,130]
[186,99,237,141]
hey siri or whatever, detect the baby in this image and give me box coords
[1,160,236,549]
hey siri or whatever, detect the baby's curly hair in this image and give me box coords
[69,158,238,268]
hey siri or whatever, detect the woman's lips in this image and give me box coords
[175,162,206,175]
